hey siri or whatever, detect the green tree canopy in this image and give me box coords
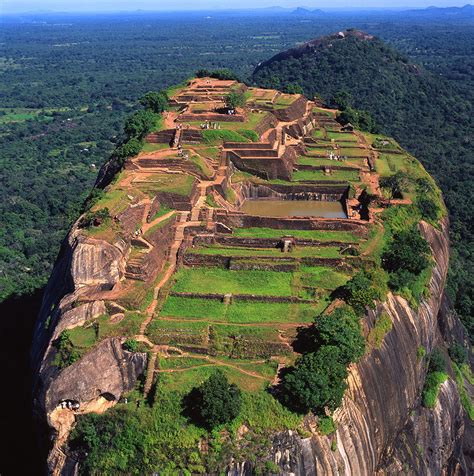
[279,346,348,414]
[224,92,246,110]
[382,226,431,276]
[124,109,157,139]
[139,91,169,114]
[183,370,242,429]
[343,270,382,315]
[314,307,366,365]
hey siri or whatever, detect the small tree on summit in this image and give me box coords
[183,370,241,428]
[224,92,246,110]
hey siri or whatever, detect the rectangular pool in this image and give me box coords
[240,200,347,218]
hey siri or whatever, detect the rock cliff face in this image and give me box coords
[228,218,470,475]
[31,224,147,468]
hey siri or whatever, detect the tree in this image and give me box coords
[279,346,348,414]
[314,307,365,364]
[124,109,157,139]
[224,92,246,110]
[139,91,169,114]
[380,171,409,200]
[382,226,431,276]
[183,370,241,428]
[343,270,381,315]
[284,84,304,95]
[416,195,440,222]
[115,138,143,160]
[331,91,352,110]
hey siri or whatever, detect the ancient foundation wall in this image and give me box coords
[273,96,308,122]
[215,211,369,233]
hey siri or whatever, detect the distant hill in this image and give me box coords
[404,4,474,18]
[291,7,325,15]
[253,29,474,336]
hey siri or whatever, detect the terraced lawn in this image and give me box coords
[232,227,361,242]
[298,266,351,290]
[190,245,343,258]
[136,173,196,196]
[160,296,321,324]
[171,268,294,296]
[327,132,358,142]
[292,169,360,182]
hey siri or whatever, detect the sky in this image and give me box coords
[1,0,469,14]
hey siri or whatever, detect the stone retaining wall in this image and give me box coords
[273,96,308,122]
[169,291,315,304]
[215,211,370,233]
[192,234,360,248]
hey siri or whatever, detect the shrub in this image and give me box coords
[314,307,365,364]
[449,342,467,365]
[284,84,304,95]
[196,68,239,81]
[428,348,447,373]
[318,416,337,435]
[279,346,348,414]
[417,345,426,361]
[53,330,81,369]
[79,208,110,228]
[115,138,143,160]
[183,370,241,429]
[422,371,448,408]
[123,339,140,352]
[367,312,393,349]
[416,195,440,222]
[380,171,409,200]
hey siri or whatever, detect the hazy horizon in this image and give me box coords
[1,0,470,14]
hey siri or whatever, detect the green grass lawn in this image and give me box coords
[136,173,196,197]
[327,132,358,142]
[171,268,293,296]
[312,129,326,139]
[188,154,214,178]
[338,147,368,157]
[161,296,320,324]
[148,204,173,222]
[226,301,319,324]
[292,169,359,182]
[232,227,360,242]
[298,266,351,290]
[161,296,226,320]
[202,129,251,144]
[67,312,146,350]
[144,214,175,237]
[190,244,342,258]
[141,142,170,153]
[91,188,136,215]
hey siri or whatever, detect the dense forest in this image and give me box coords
[253,29,473,337]
[0,10,472,308]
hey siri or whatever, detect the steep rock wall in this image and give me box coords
[31,224,146,443]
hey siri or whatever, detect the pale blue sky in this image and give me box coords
[1,0,469,14]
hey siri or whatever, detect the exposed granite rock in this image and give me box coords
[31,222,145,460]
[44,338,146,414]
